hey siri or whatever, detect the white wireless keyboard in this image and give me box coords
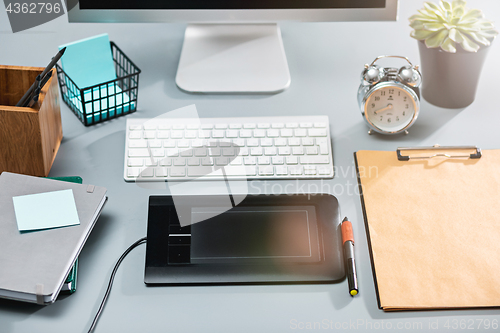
[124,116,334,181]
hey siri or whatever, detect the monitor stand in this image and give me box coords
[175,24,291,94]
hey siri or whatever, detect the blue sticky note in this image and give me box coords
[13,189,81,232]
[59,33,117,88]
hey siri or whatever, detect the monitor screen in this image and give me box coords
[79,0,386,10]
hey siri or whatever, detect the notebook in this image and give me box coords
[355,147,500,311]
[0,172,107,305]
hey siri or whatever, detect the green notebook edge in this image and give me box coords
[46,176,83,295]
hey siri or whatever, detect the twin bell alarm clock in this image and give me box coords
[357,55,422,135]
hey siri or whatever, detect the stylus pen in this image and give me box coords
[342,217,358,296]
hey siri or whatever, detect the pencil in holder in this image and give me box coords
[55,42,141,126]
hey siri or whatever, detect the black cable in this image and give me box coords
[87,237,147,333]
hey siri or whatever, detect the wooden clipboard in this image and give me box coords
[354,146,500,311]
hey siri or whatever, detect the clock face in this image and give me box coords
[364,85,418,133]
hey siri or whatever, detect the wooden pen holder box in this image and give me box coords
[0,65,62,177]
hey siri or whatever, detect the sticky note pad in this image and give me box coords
[59,33,117,88]
[13,189,80,232]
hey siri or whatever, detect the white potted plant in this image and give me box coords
[409,0,498,108]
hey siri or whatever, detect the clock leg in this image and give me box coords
[404,130,409,135]
[368,129,373,135]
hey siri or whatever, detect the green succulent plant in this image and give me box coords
[409,0,498,52]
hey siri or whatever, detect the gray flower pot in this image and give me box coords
[417,40,491,108]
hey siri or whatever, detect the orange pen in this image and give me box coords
[342,217,358,296]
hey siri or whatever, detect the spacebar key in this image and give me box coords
[187,167,218,177]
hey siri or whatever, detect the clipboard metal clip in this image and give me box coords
[397,145,482,161]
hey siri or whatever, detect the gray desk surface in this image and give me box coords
[1,1,500,332]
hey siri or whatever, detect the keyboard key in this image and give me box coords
[170,167,186,177]
[264,147,277,155]
[258,156,270,165]
[156,131,169,139]
[257,123,270,128]
[280,129,293,137]
[174,158,186,166]
[216,157,229,166]
[158,124,170,130]
[129,131,142,139]
[188,158,200,166]
[128,158,143,167]
[224,166,257,176]
[229,123,242,129]
[201,157,214,166]
[226,130,239,138]
[148,140,162,148]
[180,150,193,157]
[127,168,141,177]
[129,124,142,130]
[164,140,176,148]
[286,123,298,128]
[185,130,197,139]
[232,139,245,147]
[223,148,236,156]
[259,166,274,175]
[201,124,213,129]
[155,167,168,177]
[250,147,263,156]
[215,123,228,129]
[289,166,303,175]
[129,140,147,148]
[194,148,207,157]
[230,156,242,165]
[239,148,249,156]
[260,138,273,147]
[129,149,150,157]
[160,158,172,166]
[286,156,298,164]
[319,143,329,155]
[302,138,314,146]
[318,167,331,175]
[178,140,190,148]
[301,156,329,164]
[171,130,184,139]
[304,168,317,175]
[167,149,179,157]
[253,129,266,138]
[300,122,313,128]
[188,166,216,177]
[192,139,205,147]
[172,124,184,130]
[144,131,156,139]
[294,129,307,137]
[267,129,280,137]
[278,147,291,155]
[145,158,157,166]
[292,147,304,155]
[247,139,259,147]
[212,130,225,138]
[152,149,165,157]
[306,147,319,155]
[186,123,199,129]
[209,148,221,156]
[274,138,287,146]
[308,129,327,137]
[143,124,156,130]
[140,168,154,177]
[272,156,284,165]
[240,130,252,138]
[243,123,256,129]
[288,138,301,146]
[244,157,256,165]
[271,123,284,128]
[314,122,327,128]
[275,166,288,175]
[219,141,232,147]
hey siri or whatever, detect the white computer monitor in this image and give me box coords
[68,0,398,93]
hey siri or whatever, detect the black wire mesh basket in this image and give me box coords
[55,42,141,126]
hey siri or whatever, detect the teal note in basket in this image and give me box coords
[59,33,116,88]
[12,189,80,232]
